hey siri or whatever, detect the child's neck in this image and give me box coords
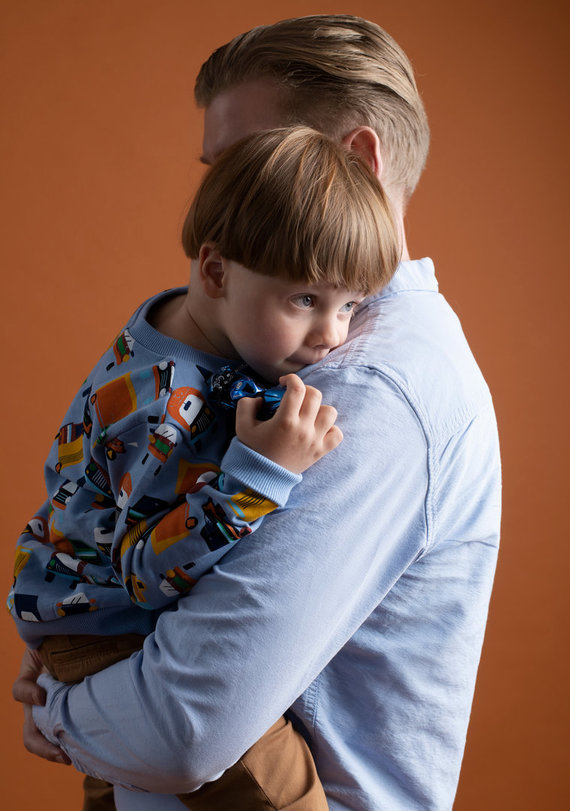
[149,290,231,358]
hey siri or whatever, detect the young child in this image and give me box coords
[9,126,400,809]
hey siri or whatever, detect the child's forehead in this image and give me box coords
[246,268,364,298]
[220,251,376,298]
[273,270,367,297]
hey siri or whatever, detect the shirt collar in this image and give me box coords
[375,257,438,300]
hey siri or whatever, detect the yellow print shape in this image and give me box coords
[120,519,148,558]
[13,547,32,580]
[55,423,84,472]
[229,490,277,522]
[125,574,147,604]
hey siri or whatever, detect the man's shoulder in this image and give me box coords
[305,259,493,442]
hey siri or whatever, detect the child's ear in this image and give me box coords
[342,126,383,180]
[198,244,226,298]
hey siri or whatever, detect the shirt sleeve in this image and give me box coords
[114,436,301,609]
[32,365,432,792]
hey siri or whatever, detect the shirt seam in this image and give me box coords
[306,362,434,554]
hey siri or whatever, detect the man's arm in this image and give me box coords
[26,367,431,792]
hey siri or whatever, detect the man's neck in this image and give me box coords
[394,205,410,262]
[400,234,411,262]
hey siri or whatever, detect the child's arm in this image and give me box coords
[115,375,342,610]
[9,363,341,629]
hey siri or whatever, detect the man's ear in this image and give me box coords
[341,126,383,180]
[198,243,226,298]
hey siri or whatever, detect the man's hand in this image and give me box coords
[12,647,71,765]
[235,373,343,474]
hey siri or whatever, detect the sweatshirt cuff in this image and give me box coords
[221,437,302,507]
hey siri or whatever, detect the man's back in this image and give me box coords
[288,257,501,809]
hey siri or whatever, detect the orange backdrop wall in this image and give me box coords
[2,1,568,808]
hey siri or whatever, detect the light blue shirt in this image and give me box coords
[34,259,501,810]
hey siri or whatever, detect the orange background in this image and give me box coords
[1,1,568,808]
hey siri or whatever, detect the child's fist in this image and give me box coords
[235,374,343,473]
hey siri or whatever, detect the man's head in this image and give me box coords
[195,14,429,208]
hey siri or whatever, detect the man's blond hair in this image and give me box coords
[195,15,429,204]
[182,127,400,295]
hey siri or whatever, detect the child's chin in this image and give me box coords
[255,360,302,383]
[276,364,303,380]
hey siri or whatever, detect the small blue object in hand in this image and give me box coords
[206,365,284,420]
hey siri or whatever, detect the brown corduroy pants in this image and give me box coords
[38,634,328,811]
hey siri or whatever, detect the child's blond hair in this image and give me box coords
[182,127,400,295]
[194,15,429,205]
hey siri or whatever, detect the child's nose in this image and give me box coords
[308,317,341,350]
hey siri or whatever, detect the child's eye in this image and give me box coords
[341,301,360,314]
[291,295,315,309]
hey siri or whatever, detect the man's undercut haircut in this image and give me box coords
[195,14,430,203]
[182,127,400,295]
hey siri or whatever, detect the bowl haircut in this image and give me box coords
[182,126,401,295]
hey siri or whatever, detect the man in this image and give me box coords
[14,15,501,810]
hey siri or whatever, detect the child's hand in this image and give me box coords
[235,374,343,474]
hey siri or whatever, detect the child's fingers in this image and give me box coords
[322,424,343,453]
[314,403,339,437]
[298,385,323,421]
[276,374,307,416]
[235,396,262,431]
[278,375,327,422]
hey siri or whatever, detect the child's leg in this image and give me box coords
[37,634,146,811]
[37,633,146,682]
[83,776,117,811]
[177,715,328,810]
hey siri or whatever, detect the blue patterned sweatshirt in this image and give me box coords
[9,290,300,646]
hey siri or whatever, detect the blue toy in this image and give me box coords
[206,365,284,421]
